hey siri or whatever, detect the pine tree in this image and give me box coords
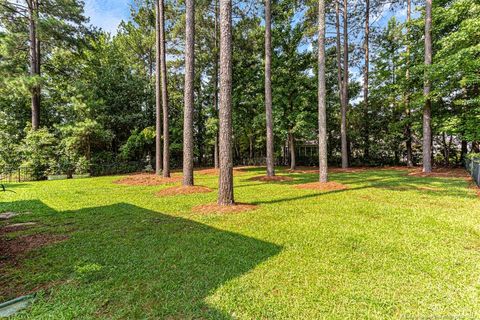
[183,0,195,185]
[218,0,234,205]
[423,0,433,172]
[318,0,327,182]
[265,0,275,177]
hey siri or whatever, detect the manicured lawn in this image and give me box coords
[1,167,479,319]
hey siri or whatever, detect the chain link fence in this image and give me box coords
[465,158,480,186]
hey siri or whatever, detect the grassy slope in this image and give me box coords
[1,168,479,319]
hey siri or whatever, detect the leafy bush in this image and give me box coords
[20,128,58,180]
[120,127,156,161]
[467,153,480,161]
[75,156,90,174]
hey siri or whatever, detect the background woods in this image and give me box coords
[0,0,479,178]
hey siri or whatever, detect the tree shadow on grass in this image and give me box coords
[267,169,476,199]
[0,200,282,319]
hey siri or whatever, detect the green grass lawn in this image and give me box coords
[1,167,479,319]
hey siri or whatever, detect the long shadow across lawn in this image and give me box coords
[0,200,282,319]
[241,168,474,199]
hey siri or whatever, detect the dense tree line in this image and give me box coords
[0,0,479,183]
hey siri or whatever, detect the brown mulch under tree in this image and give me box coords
[286,167,368,174]
[114,173,181,186]
[156,185,213,196]
[295,181,348,191]
[407,167,470,179]
[248,175,294,182]
[195,167,248,176]
[329,167,367,173]
[195,168,220,175]
[192,203,258,214]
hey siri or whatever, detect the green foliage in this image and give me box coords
[120,127,156,161]
[75,156,90,175]
[20,128,58,180]
[1,0,479,172]
[467,153,480,160]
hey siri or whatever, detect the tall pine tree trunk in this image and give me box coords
[183,0,195,185]
[335,0,344,168]
[28,0,40,130]
[213,0,220,169]
[405,0,413,167]
[341,0,349,168]
[218,0,234,205]
[363,0,370,162]
[160,0,170,178]
[155,0,163,175]
[318,0,327,183]
[422,0,433,173]
[335,0,343,106]
[265,0,275,177]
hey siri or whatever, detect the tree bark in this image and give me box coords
[160,0,170,178]
[183,0,195,185]
[213,0,220,169]
[335,0,343,159]
[218,0,234,205]
[28,0,40,130]
[318,0,328,183]
[405,0,413,167]
[335,0,343,105]
[422,0,433,173]
[155,0,163,175]
[341,0,349,168]
[264,0,275,177]
[363,0,369,162]
[289,131,296,170]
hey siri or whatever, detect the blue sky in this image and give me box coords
[84,0,133,34]
[83,0,414,35]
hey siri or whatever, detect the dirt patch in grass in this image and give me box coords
[408,167,470,179]
[156,185,213,196]
[1,234,68,259]
[248,175,294,182]
[115,173,181,186]
[295,181,348,191]
[192,203,258,214]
